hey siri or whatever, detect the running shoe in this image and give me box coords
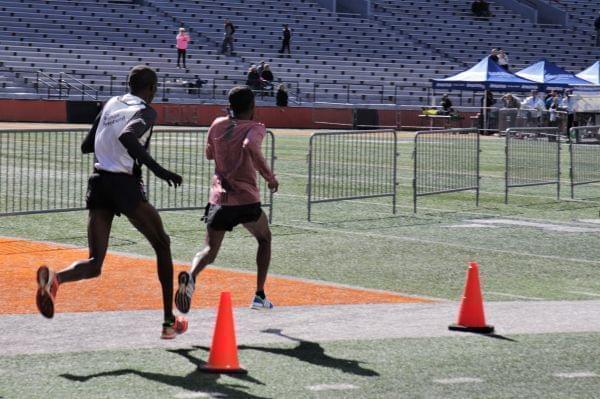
[36,265,59,318]
[175,271,195,314]
[161,315,188,339]
[250,295,274,310]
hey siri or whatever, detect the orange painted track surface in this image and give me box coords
[0,237,430,315]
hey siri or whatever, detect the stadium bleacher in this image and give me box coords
[0,0,598,105]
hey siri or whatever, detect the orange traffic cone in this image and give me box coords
[201,291,247,374]
[448,262,494,333]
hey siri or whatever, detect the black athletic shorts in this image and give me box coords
[85,171,147,216]
[203,203,262,231]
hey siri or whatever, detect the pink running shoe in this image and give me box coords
[161,315,188,340]
[36,265,59,319]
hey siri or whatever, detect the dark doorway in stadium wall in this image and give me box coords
[353,108,379,130]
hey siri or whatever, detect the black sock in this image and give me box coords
[255,290,266,300]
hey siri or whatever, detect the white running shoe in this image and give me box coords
[250,295,274,310]
[175,271,195,314]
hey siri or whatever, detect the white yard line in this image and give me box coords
[554,372,597,379]
[487,292,545,301]
[306,384,359,391]
[566,291,600,298]
[174,392,215,398]
[434,377,483,384]
[275,223,600,265]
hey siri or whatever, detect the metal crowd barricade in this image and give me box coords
[412,129,480,212]
[568,126,600,199]
[0,129,276,222]
[504,127,560,204]
[497,108,568,135]
[306,129,398,221]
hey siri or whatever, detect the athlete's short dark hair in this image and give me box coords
[228,86,255,116]
[128,65,157,93]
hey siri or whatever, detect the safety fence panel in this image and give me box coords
[307,129,398,221]
[413,129,480,212]
[569,126,600,199]
[0,129,275,222]
[504,127,560,203]
[497,109,568,135]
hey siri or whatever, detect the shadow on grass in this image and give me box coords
[237,329,380,377]
[60,347,269,399]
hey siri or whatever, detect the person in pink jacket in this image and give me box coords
[175,86,279,312]
[176,27,190,69]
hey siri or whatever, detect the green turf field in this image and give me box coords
[2,333,599,398]
[2,129,600,398]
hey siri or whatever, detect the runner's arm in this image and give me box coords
[205,129,215,160]
[244,128,278,190]
[119,109,182,187]
[80,111,101,153]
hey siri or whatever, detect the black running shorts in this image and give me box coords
[203,203,262,231]
[85,171,147,216]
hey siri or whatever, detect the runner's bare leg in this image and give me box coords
[190,227,226,280]
[125,202,175,321]
[243,211,271,292]
[57,209,114,283]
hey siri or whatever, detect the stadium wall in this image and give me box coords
[0,100,472,129]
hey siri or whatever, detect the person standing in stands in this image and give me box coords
[279,24,291,55]
[221,19,236,55]
[489,48,499,63]
[276,84,288,106]
[497,49,509,71]
[176,27,190,69]
[595,12,600,47]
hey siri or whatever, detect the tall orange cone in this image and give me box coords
[448,262,494,333]
[201,291,247,374]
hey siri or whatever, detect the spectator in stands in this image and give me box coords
[439,93,454,114]
[246,65,263,90]
[221,19,236,55]
[257,61,266,75]
[176,27,190,69]
[497,49,509,71]
[260,64,274,88]
[276,84,288,106]
[501,93,520,109]
[471,0,491,18]
[181,75,208,95]
[489,48,499,63]
[595,12,600,47]
[279,24,292,55]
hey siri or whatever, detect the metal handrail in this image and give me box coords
[59,72,98,101]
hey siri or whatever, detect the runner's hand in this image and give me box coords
[156,168,183,187]
[268,179,279,193]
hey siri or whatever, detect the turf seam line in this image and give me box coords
[274,224,600,265]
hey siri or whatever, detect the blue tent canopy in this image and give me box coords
[432,57,539,92]
[515,59,592,88]
[576,61,600,85]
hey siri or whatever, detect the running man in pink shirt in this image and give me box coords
[176,27,190,69]
[175,86,279,312]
